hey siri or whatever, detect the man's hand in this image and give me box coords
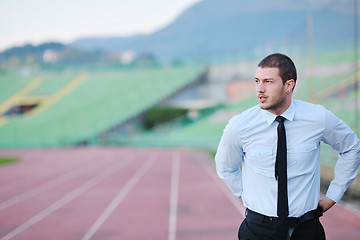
[318,197,336,213]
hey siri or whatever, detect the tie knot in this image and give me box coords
[275,116,285,124]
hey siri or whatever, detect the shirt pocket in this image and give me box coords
[294,143,317,153]
[246,147,274,177]
[288,143,318,174]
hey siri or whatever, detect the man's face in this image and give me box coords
[255,67,290,115]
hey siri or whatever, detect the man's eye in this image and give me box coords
[266,80,272,84]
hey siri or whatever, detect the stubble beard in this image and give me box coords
[260,97,286,112]
[259,87,287,112]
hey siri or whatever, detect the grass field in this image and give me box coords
[0,157,19,166]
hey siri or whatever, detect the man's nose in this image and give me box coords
[257,82,265,93]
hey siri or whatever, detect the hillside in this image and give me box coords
[71,0,356,62]
[0,0,356,68]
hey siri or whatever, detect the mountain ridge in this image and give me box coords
[0,0,356,66]
[70,0,355,62]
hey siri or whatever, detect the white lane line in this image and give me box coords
[0,158,132,240]
[168,154,180,240]
[0,159,113,211]
[81,157,156,240]
[199,157,246,218]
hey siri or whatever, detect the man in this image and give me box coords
[215,53,360,240]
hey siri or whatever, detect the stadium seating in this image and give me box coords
[0,67,203,148]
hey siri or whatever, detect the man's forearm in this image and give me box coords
[318,196,336,213]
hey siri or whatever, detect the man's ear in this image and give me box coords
[286,79,295,92]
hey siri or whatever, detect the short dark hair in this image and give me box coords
[258,53,297,85]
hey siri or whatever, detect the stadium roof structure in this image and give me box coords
[0,67,203,148]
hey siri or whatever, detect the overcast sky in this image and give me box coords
[0,0,201,51]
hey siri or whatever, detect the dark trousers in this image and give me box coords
[238,210,325,240]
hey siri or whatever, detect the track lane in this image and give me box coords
[11,152,143,240]
[82,156,156,240]
[0,147,359,240]
[1,157,132,240]
[175,151,244,240]
[87,150,173,240]
[0,149,109,197]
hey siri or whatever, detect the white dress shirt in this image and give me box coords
[215,99,360,217]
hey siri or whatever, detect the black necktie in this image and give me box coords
[275,116,289,220]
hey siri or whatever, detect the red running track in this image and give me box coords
[0,147,359,240]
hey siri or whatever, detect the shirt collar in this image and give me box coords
[261,100,296,125]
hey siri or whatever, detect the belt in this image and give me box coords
[245,207,323,225]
